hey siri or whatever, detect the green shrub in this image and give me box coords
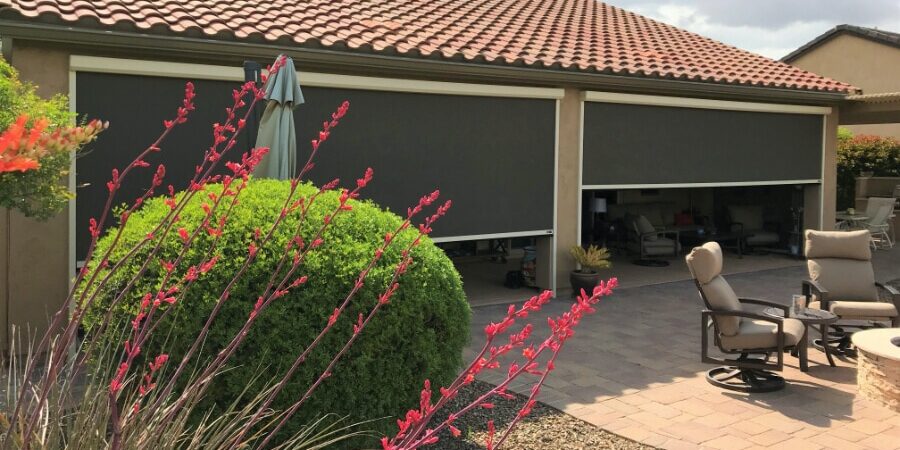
[83,178,470,437]
[0,55,78,219]
[836,131,900,209]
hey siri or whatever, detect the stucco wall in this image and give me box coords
[790,33,900,139]
[2,42,71,351]
[554,88,582,291]
[823,109,839,230]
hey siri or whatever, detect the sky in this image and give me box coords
[609,0,900,60]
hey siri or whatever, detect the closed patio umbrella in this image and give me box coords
[252,55,305,179]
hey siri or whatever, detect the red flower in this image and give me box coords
[327,308,340,327]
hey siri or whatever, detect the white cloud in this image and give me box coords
[607,0,900,59]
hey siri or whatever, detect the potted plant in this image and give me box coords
[569,245,611,294]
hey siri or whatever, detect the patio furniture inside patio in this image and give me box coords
[586,184,808,265]
[458,249,807,307]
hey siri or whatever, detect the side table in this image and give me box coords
[763,307,839,371]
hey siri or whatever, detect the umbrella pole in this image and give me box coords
[243,60,263,153]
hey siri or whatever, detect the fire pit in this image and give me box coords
[852,329,900,412]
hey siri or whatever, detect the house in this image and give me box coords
[0,1,859,341]
[784,24,900,139]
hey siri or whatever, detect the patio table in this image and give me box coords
[835,211,868,230]
[763,307,838,371]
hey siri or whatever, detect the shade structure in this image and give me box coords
[252,55,305,179]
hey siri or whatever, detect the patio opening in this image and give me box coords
[438,235,551,307]
[581,184,812,288]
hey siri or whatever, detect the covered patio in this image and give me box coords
[465,245,900,449]
[461,250,806,307]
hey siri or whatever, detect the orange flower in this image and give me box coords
[0,157,40,173]
[0,114,106,173]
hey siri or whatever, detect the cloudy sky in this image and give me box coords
[609,0,900,59]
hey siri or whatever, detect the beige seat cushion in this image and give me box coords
[719,318,805,351]
[686,243,744,336]
[808,300,898,320]
[641,237,680,256]
[700,277,743,336]
[807,259,878,300]
[641,241,680,256]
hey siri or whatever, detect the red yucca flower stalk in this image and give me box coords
[2,54,615,450]
[381,279,617,450]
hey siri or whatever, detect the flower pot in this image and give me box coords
[570,270,602,296]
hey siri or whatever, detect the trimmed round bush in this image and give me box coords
[83,178,470,436]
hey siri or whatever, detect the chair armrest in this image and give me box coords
[703,309,784,324]
[802,279,830,310]
[739,298,789,315]
[653,230,679,240]
[729,222,744,234]
[640,230,678,241]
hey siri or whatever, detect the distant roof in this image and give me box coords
[0,0,855,93]
[782,24,900,63]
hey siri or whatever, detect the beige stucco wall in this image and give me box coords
[554,88,582,291]
[823,109,839,230]
[790,33,900,139]
[2,42,71,351]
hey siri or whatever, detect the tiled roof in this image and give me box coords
[782,24,900,63]
[0,0,856,93]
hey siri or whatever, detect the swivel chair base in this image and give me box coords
[706,367,785,393]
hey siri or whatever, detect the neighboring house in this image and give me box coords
[784,24,900,139]
[0,0,860,343]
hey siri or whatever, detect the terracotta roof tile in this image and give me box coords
[0,0,856,93]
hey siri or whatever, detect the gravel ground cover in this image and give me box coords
[430,381,654,450]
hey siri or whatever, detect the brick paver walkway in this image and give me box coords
[466,263,900,449]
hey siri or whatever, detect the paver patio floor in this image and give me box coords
[465,251,900,449]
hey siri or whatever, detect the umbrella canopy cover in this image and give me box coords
[252,55,305,179]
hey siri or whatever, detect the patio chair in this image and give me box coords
[727,205,780,251]
[803,230,899,357]
[858,198,895,249]
[861,205,894,249]
[629,214,680,258]
[686,242,804,393]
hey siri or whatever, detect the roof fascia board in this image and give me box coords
[584,91,832,115]
[1,20,847,104]
[783,26,900,63]
[782,29,841,62]
[70,55,565,99]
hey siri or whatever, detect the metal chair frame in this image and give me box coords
[694,279,796,392]
[802,279,900,356]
